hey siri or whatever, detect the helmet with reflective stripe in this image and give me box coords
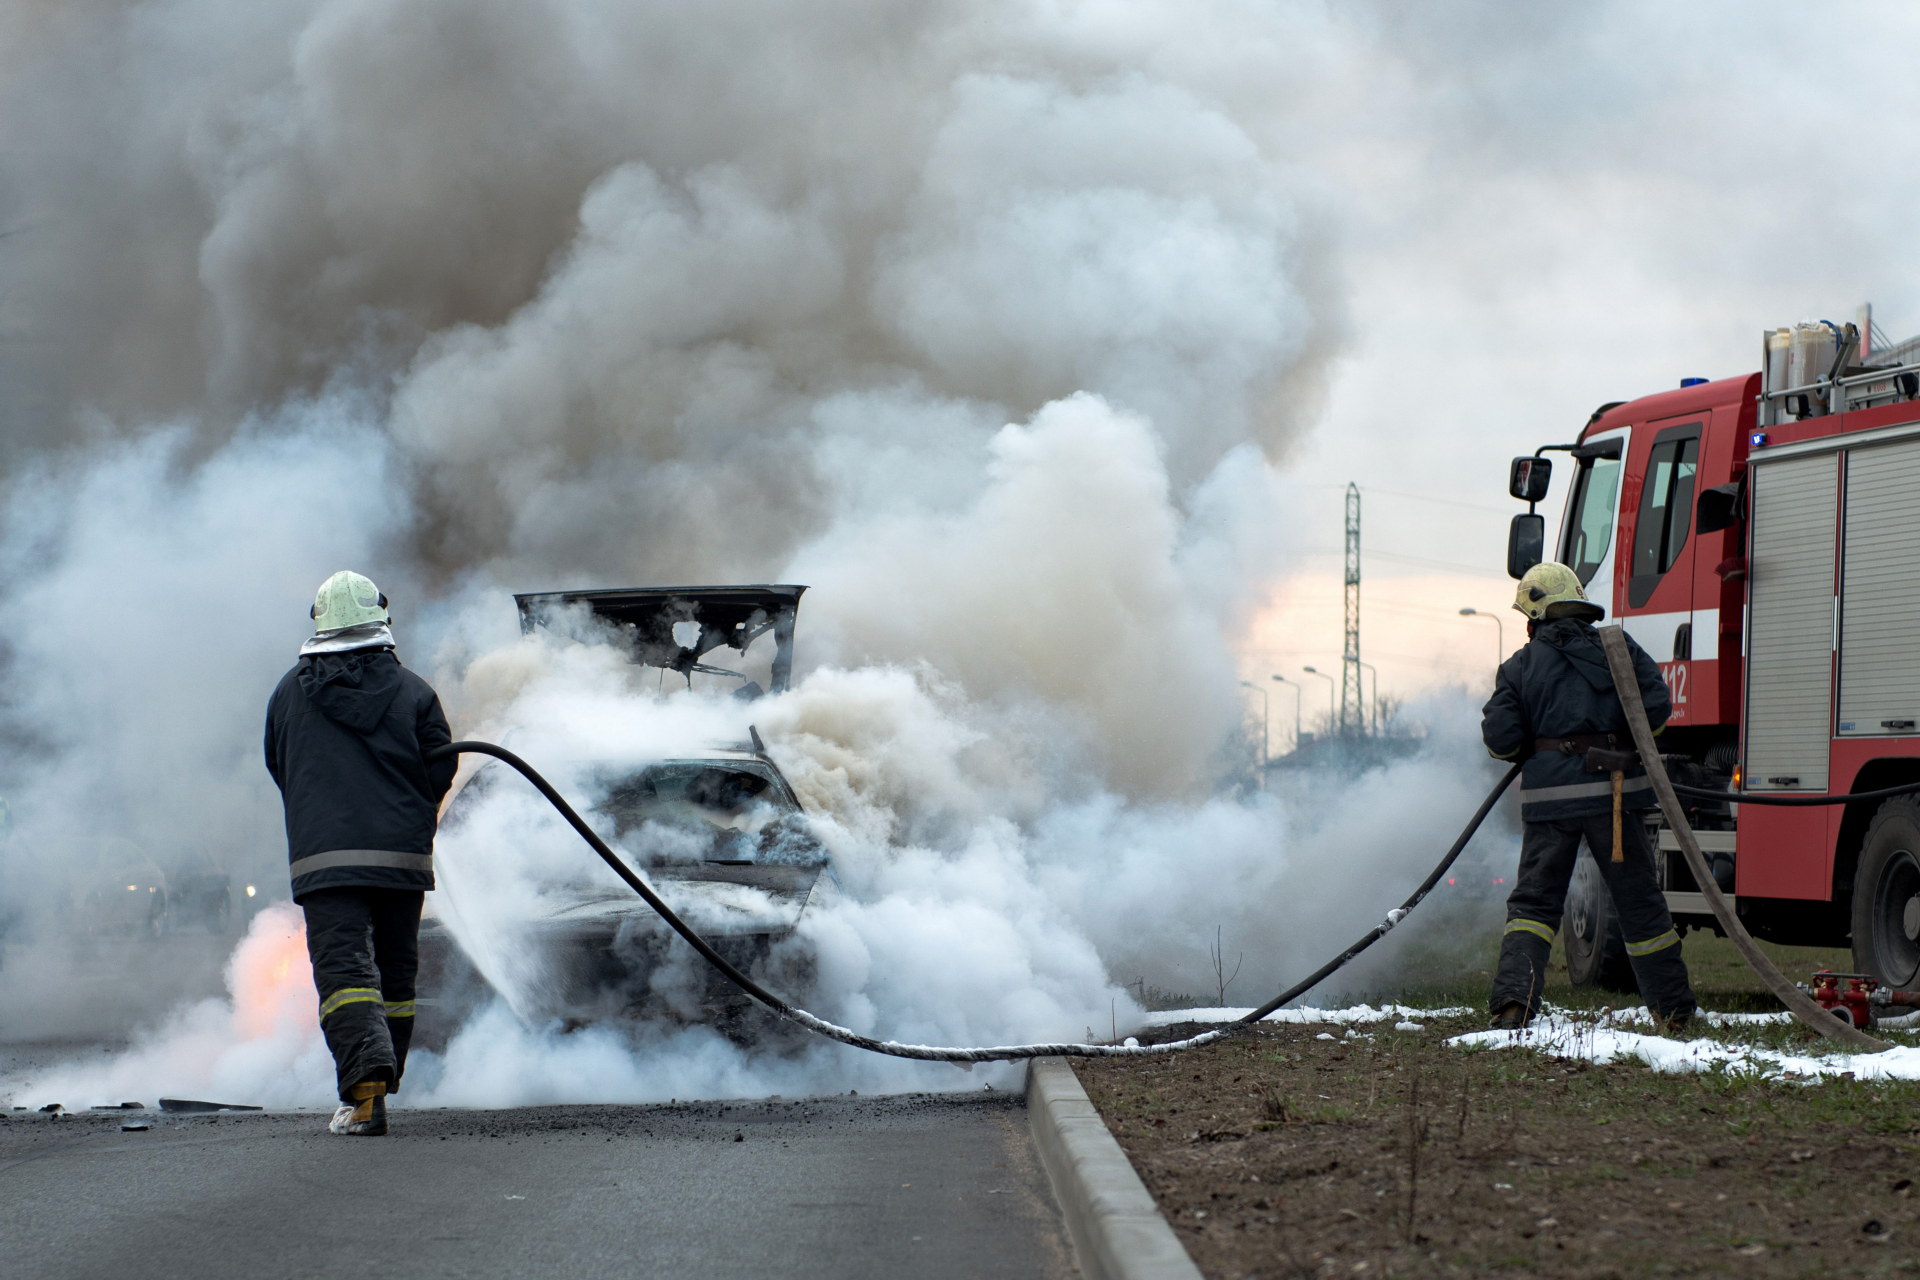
[1512,561,1603,622]
[310,570,390,633]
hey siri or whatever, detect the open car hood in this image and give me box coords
[514,585,806,694]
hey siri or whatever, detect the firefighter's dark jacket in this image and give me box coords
[264,648,457,901]
[1480,618,1672,821]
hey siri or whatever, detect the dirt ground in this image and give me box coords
[1075,934,1920,1279]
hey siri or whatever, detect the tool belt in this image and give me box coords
[1534,733,1631,758]
[1581,746,1640,776]
[1534,735,1639,862]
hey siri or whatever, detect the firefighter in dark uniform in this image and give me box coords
[1481,562,1696,1031]
[264,571,457,1135]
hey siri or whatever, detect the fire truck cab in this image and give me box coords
[1509,319,1920,992]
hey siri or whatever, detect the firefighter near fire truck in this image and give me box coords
[263,571,457,1136]
[1485,313,1920,1043]
[1481,562,1697,1031]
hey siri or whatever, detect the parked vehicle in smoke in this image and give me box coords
[1504,312,1920,992]
[417,585,825,1040]
[67,838,171,938]
[157,849,233,934]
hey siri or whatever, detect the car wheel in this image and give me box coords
[1852,797,1920,988]
[1564,854,1636,992]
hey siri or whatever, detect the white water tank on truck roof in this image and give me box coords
[1786,321,1838,393]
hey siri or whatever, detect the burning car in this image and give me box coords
[418,586,825,1038]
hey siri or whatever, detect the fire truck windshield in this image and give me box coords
[1562,453,1622,585]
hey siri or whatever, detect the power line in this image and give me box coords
[1240,645,1495,673]
[1367,487,1511,517]
[1369,549,1506,576]
[1298,481,1512,517]
[1294,546,1507,577]
[1277,596,1504,622]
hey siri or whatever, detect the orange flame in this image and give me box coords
[226,904,319,1042]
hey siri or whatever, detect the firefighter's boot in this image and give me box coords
[1489,1002,1530,1031]
[329,1080,388,1136]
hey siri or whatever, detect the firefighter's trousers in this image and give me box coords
[302,887,423,1103]
[1491,813,1695,1020]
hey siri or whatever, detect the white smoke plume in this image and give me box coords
[0,1,1532,1109]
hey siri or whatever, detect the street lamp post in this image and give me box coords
[1459,608,1506,683]
[1238,680,1270,775]
[1356,660,1380,735]
[1270,674,1302,752]
[1301,666,1336,734]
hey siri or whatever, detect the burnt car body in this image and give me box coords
[417,586,823,1040]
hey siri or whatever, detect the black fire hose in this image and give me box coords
[426,740,1520,1062]
[1597,627,1890,1052]
[1669,779,1920,807]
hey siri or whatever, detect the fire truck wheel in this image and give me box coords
[1564,854,1636,992]
[1852,797,1920,987]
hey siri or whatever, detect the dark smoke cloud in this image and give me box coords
[0,1,1339,587]
[0,1,1348,1028]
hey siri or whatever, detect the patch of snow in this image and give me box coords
[1564,1004,1793,1030]
[1141,1003,1473,1028]
[1449,1009,1920,1082]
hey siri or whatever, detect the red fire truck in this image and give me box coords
[1507,317,1920,992]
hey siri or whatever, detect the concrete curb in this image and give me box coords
[1026,1057,1204,1280]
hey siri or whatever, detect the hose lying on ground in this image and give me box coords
[1597,627,1891,1052]
[426,740,1519,1062]
[1669,779,1920,807]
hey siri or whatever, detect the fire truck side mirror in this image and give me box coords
[1695,481,1743,535]
[1507,513,1545,579]
[1509,456,1553,503]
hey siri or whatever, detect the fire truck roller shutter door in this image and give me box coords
[1838,440,1920,736]
[1744,453,1837,792]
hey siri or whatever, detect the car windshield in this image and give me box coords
[1562,451,1623,586]
[444,757,821,868]
[598,762,817,865]
[602,763,776,827]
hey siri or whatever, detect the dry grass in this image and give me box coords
[1076,933,1920,1277]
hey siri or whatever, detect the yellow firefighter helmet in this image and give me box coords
[1512,561,1604,622]
[310,570,390,634]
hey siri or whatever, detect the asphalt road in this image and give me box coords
[0,1092,1072,1280]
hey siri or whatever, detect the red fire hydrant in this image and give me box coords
[1811,971,1877,1029]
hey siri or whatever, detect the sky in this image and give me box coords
[1234,3,1920,744]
